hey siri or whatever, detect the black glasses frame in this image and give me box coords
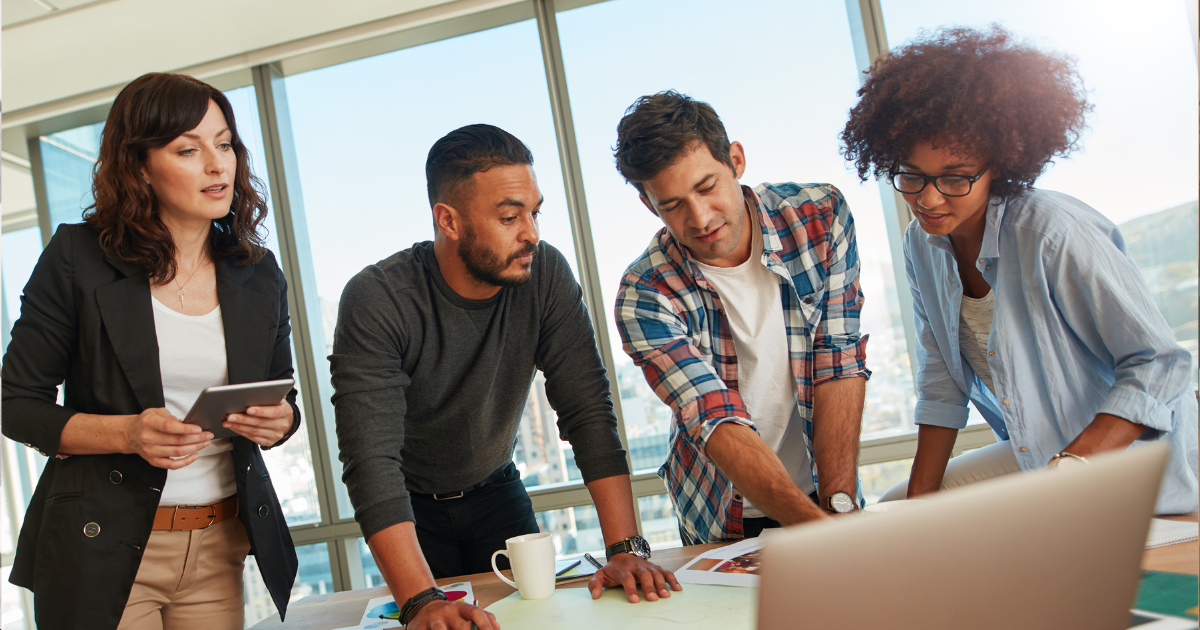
[889,165,989,197]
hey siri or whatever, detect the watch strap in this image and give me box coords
[399,587,447,626]
[605,535,650,561]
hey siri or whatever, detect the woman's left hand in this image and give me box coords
[224,401,295,448]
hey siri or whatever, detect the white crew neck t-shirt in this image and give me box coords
[694,209,816,518]
[152,296,237,505]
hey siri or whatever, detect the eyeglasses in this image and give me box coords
[889,165,989,197]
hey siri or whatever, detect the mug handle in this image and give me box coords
[491,549,518,588]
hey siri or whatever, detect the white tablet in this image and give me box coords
[182,378,295,439]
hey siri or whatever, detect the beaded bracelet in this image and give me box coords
[399,587,448,626]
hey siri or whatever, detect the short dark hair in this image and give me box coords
[614,91,735,196]
[425,124,533,209]
[85,72,268,283]
[840,25,1092,198]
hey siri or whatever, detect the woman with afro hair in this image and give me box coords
[841,25,1197,512]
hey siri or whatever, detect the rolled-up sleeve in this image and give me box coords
[812,187,870,385]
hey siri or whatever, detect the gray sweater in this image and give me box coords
[330,241,628,541]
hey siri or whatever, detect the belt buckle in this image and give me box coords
[433,491,464,501]
[173,504,217,530]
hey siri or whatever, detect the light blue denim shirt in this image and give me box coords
[904,188,1198,514]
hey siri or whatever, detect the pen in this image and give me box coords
[584,553,605,570]
[556,559,582,576]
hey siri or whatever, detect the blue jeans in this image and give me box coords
[409,462,540,578]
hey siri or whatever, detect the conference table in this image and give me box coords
[250,513,1198,629]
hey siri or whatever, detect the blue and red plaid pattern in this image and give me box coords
[615,183,870,544]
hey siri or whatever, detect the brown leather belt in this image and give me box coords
[153,495,239,531]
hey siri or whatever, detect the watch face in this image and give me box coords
[831,492,855,513]
[630,535,651,558]
[1054,455,1085,469]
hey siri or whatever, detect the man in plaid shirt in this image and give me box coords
[613,92,871,544]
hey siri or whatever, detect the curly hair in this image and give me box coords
[840,25,1092,198]
[85,73,268,284]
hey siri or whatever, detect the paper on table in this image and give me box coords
[1146,519,1199,549]
[555,556,598,582]
[487,583,756,629]
[675,538,764,587]
[344,582,476,630]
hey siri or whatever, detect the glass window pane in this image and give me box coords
[244,542,333,626]
[39,122,103,229]
[879,0,1199,383]
[859,458,914,504]
[284,18,581,513]
[3,226,44,353]
[638,494,682,550]
[558,0,918,454]
[1,567,31,630]
[535,504,604,559]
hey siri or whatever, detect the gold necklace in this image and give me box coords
[173,256,207,308]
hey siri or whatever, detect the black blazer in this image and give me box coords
[2,223,299,630]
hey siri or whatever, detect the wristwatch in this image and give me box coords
[605,535,651,562]
[822,491,856,514]
[1048,452,1088,469]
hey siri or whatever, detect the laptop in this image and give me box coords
[757,443,1172,630]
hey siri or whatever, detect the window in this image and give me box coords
[244,542,333,627]
[38,122,103,229]
[283,17,581,515]
[880,0,1200,384]
[557,0,919,458]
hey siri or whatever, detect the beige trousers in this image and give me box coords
[878,439,1023,502]
[116,515,252,630]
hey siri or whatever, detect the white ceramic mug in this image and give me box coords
[490,532,555,600]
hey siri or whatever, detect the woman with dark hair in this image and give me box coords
[2,73,299,629]
[841,26,1197,512]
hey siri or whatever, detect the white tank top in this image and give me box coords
[695,209,816,518]
[959,290,996,397]
[152,295,237,505]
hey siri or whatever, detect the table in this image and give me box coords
[250,514,1199,629]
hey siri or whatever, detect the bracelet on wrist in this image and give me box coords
[399,587,447,626]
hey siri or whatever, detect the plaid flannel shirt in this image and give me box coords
[615,182,870,544]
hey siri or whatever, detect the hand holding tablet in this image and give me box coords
[183,379,295,441]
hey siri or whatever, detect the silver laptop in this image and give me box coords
[757,443,1170,630]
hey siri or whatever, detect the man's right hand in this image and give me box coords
[407,599,499,630]
[123,408,213,469]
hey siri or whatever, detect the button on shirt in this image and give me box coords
[903,189,1198,513]
[616,183,871,543]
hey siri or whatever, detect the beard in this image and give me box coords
[457,221,536,288]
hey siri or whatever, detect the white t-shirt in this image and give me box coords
[694,209,816,518]
[152,296,237,505]
[959,290,996,397]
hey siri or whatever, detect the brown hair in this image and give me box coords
[614,90,735,196]
[840,26,1092,198]
[85,72,268,283]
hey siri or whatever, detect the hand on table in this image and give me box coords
[588,553,682,603]
[123,408,213,469]
[408,599,499,630]
[223,401,293,448]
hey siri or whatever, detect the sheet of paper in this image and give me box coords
[487,583,756,630]
[1145,519,1199,549]
[346,582,476,630]
[675,538,764,587]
